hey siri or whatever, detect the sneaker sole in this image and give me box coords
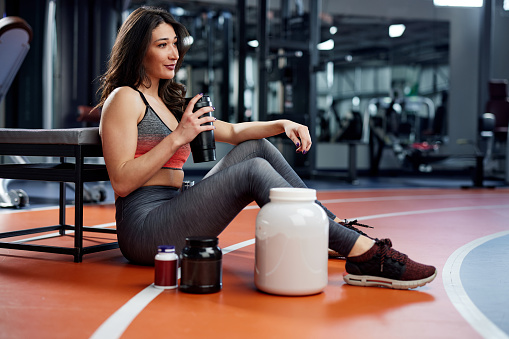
[343,269,437,290]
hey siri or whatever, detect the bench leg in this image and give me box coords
[59,181,66,236]
[74,152,84,263]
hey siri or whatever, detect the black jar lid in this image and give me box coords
[185,236,218,247]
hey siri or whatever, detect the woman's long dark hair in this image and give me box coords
[96,6,190,120]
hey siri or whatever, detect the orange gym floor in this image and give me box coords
[1,180,508,339]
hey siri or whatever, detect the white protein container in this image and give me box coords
[255,188,328,296]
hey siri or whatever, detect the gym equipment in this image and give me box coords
[0,16,107,208]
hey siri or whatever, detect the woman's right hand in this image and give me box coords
[174,93,216,145]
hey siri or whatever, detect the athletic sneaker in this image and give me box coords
[329,219,375,259]
[343,238,437,289]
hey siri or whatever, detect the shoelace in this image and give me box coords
[339,219,374,237]
[376,238,408,272]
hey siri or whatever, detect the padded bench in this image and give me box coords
[0,127,118,262]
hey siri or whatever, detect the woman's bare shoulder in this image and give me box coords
[104,86,140,107]
[102,86,145,117]
[100,87,145,133]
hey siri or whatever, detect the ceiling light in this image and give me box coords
[389,24,406,38]
[433,0,483,7]
[248,40,259,48]
[318,39,334,51]
[171,7,185,16]
[183,36,194,46]
[329,26,338,35]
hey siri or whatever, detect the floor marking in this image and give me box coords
[89,202,509,339]
[0,193,505,214]
[350,204,509,221]
[0,200,112,214]
[89,240,256,339]
[244,202,509,216]
[222,239,255,254]
[89,284,164,339]
[0,205,63,214]
[17,202,507,244]
[443,231,509,339]
[319,193,509,204]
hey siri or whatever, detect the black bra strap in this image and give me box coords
[132,87,149,106]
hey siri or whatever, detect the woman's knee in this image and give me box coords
[253,138,274,151]
[245,157,272,173]
[245,158,289,188]
[238,138,272,152]
[258,138,283,158]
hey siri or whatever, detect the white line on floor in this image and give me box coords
[89,203,509,339]
[89,240,254,339]
[1,192,505,214]
[443,230,509,339]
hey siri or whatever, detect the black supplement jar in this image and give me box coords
[179,237,222,294]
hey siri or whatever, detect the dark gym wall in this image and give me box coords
[4,0,45,128]
[55,0,120,128]
[4,0,121,129]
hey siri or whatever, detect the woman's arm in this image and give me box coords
[99,89,214,197]
[99,87,181,197]
[214,119,312,153]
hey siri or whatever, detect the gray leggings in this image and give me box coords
[115,139,360,265]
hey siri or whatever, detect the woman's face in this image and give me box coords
[143,23,179,84]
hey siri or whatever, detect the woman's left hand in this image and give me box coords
[283,120,312,154]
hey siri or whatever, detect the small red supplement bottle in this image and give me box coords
[154,245,178,289]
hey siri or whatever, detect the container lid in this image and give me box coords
[269,188,317,201]
[157,245,175,253]
[185,236,218,247]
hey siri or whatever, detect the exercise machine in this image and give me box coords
[0,16,107,208]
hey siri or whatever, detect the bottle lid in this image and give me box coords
[157,245,176,253]
[185,236,218,247]
[269,188,317,201]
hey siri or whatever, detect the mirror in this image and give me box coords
[316,16,450,144]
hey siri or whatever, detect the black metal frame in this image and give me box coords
[257,0,321,178]
[0,142,118,262]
